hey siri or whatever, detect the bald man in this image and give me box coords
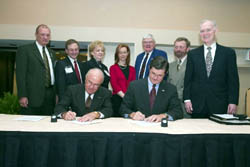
[54,68,113,121]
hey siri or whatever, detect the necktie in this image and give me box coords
[139,53,149,79]
[205,47,212,77]
[85,94,92,109]
[74,61,81,83]
[177,59,182,71]
[42,47,51,87]
[149,84,156,109]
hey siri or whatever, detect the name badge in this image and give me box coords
[65,67,73,74]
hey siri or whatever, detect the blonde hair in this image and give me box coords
[89,40,105,58]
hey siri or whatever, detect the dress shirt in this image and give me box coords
[178,55,187,66]
[67,56,82,82]
[139,51,153,78]
[147,78,173,120]
[204,42,216,63]
[35,41,55,85]
[85,91,104,118]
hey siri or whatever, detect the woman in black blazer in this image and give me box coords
[82,40,110,88]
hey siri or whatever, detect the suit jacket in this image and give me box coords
[120,79,183,120]
[168,58,187,101]
[183,43,239,114]
[109,64,136,95]
[82,58,110,88]
[135,48,168,79]
[16,42,56,107]
[54,84,113,117]
[55,57,85,101]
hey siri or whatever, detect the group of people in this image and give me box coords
[16,19,239,122]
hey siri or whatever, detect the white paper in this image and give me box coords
[14,116,45,122]
[71,119,102,125]
[213,114,237,119]
[129,120,160,127]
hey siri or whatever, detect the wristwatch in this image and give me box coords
[93,111,100,119]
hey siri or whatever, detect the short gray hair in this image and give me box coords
[200,19,217,28]
[142,34,155,42]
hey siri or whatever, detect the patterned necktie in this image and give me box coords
[85,94,92,109]
[149,84,156,109]
[177,59,182,71]
[139,53,149,79]
[74,61,81,83]
[42,47,51,87]
[205,47,212,77]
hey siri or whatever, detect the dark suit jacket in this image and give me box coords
[54,84,113,117]
[16,42,56,107]
[120,79,183,120]
[55,57,85,101]
[82,58,110,88]
[135,48,168,79]
[109,64,136,95]
[183,43,239,114]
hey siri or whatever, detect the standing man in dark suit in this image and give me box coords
[135,34,168,79]
[120,56,183,122]
[54,68,113,122]
[55,39,85,101]
[184,19,239,118]
[16,24,56,115]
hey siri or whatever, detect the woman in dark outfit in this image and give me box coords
[83,40,110,88]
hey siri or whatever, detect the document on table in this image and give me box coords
[129,120,160,127]
[14,116,45,122]
[71,119,102,125]
[213,114,238,120]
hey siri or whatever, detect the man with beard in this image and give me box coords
[168,37,191,118]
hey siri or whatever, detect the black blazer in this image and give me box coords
[82,58,110,88]
[54,84,113,117]
[55,57,85,101]
[120,79,183,120]
[16,42,56,107]
[183,43,239,114]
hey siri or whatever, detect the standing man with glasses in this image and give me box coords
[168,37,191,118]
[16,24,56,115]
[135,34,168,80]
[55,39,85,101]
[184,19,239,118]
[54,68,113,122]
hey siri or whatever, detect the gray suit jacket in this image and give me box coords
[168,58,187,101]
[16,42,56,107]
[120,79,183,120]
[54,84,113,118]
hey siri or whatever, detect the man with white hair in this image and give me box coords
[54,68,113,121]
[135,34,168,79]
[184,19,239,118]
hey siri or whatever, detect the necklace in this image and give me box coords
[119,65,127,70]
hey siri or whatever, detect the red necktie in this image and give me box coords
[74,61,81,83]
[149,84,156,109]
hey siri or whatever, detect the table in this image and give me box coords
[1,114,250,167]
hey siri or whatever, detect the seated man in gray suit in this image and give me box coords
[168,37,191,118]
[120,56,183,122]
[54,68,113,122]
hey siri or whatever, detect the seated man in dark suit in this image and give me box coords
[54,68,113,122]
[120,56,183,122]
